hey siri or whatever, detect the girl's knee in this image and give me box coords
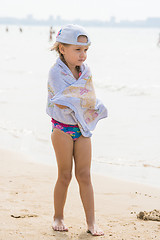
[75,169,91,185]
[58,171,72,186]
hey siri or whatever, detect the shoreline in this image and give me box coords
[0,128,160,190]
[1,148,160,239]
[1,130,160,190]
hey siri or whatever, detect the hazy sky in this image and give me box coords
[0,0,160,21]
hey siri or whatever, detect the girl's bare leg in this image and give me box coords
[51,128,74,231]
[74,136,104,236]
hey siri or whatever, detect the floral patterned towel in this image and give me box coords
[47,58,108,137]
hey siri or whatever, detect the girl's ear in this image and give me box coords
[59,44,65,54]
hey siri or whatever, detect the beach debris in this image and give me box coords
[137,209,160,221]
[11,213,38,218]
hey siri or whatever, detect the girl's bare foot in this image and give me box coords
[87,224,104,236]
[52,218,68,232]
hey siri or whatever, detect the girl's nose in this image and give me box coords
[80,51,85,57]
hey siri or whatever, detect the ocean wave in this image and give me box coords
[95,82,160,96]
[0,122,32,138]
[5,55,16,61]
[93,157,160,169]
[6,128,33,138]
[0,123,49,143]
[34,133,49,143]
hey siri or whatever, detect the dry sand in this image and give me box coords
[0,148,160,240]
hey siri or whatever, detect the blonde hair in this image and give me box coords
[51,42,68,62]
[50,42,65,53]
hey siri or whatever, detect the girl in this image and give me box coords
[46,24,107,236]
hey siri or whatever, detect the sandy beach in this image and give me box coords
[0,148,160,240]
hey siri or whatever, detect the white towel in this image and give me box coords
[46,58,108,137]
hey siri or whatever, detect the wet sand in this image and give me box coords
[0,148,160,240]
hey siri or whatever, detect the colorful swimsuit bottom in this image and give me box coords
[51,118,82,141]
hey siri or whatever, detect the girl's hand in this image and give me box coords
[55,104,67,109]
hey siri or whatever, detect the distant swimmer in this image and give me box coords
[157,33,160,47]
[49,26,55,41]
[6,26,8,32]
[19,27,23,33]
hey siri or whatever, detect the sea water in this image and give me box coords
[0,25,160,187]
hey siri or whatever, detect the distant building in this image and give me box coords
[0,15,160,28]
[146,18,160,27]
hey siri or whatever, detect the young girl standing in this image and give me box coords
[46,24,107,236]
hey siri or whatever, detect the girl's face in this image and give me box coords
[59,36,89,71]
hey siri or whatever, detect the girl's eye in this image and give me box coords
[75,48,88,52]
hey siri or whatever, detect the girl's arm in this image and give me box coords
[55,104,67,109]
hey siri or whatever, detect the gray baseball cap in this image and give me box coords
[56,24,91,46]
